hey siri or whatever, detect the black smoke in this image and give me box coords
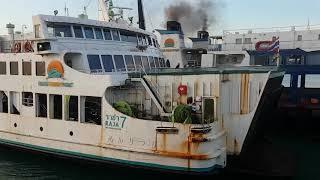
[165,0,220,35]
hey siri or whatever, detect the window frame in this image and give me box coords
[103,29,113,40]
[94,27,104,40]
[36,62,46,76]
[124,55,136,71]
[10,62,19,75]
[0,62,6,75]
[84,26,95,39]
[101,55,115,72]
[87,55,103,73]
[73,25,84,39]
[22,92,33,107]
[22,61,32,76]
[114,55,126,72]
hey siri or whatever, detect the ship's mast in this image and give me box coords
[98,0,110,21]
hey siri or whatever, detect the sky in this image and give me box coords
[0,0,320,36]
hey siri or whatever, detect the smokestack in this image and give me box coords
[165,0,219,36]
[137,0,146,30]
[167,21,183,34]
[198,31,209,40]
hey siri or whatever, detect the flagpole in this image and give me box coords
[276,37,280,67]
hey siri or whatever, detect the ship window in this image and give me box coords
[236,38,242,44]
[148,56,155,69]
[34,24,41,38]
[84,27,95,39]
[9,92,20,115]
[114,55,126,72]
[0,91,8,113]
[298,35,303,41]
[65,96,78,122]
[244,38,252,44]
[0,62,6,75]
[152,39,156,47]
[154,57,160,67]
[36,62,46,76]
[87,55,102,73]
[101,55,115,72]
[125,55,135,71]
[142,56,150,70]
[203,98,215,123]
[22,61,32,76]
[305,75,320,88]
[103,29,112,40]
[36,93,47,118]
[50,94,62,120]
[134,56,143,70]
[318,34,320,40]
[159,58,166,67]
[148,37,152,46]
[111,30,120,41]
[10,62,18,75]
[73,26,84,38]
[22,92,33,107]
[138,35,143,45]
[120,30,137,43]
[143,36,148,45]
[49,24,72,38]
[94,28,103,40]
[83,96,101,125]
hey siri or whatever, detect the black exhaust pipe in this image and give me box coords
[138,0,146,30]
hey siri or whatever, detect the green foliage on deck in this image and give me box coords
[114,101,134,117]
[173,105,192,124]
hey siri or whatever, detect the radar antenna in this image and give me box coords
[98,0,132,22]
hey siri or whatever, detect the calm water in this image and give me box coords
[0,116,320,180]
[0,147,165,180]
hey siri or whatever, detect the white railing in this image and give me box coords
[223,24,320,35]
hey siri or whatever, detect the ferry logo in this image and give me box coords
[47,60,64,79]
[164,38,175,48]
[38,60,73,87]
[105,115,127,130]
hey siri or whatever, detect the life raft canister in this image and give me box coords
[24,41,34,52]
[12,42,21,53]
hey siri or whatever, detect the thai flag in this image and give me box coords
[268,37,280,53]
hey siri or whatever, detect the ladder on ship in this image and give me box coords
[130,69,171,117]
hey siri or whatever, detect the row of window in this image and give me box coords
[0,91,102,125]
[87,55,167,73]
[282,74,320,88]
[47,23,159,47]
[0,61,46,76]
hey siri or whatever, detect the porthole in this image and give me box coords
[40,127,43,132]
[69,131,74,136]
[14,123,17,128]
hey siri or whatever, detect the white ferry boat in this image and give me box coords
[0,0,284,174]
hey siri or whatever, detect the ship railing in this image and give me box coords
[223,24,320,35]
